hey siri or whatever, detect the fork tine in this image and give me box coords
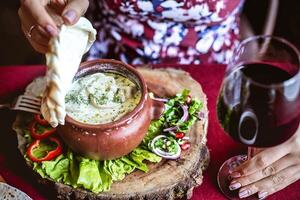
[20,98,41,106]
[20,95,41,102]
[14,107,41,114]
[9,95,42,114]
[15,96,23,106]
[17,103,40,110]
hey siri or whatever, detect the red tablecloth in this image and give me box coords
[0,64,299,200]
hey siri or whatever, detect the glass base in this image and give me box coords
[217,155,257,200]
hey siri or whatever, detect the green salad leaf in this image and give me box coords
[144,89,203,144]
[165,89,203,132]
[98,162,112,192]
[28,148,161,193]
[26,144,161,193]
[32,162,47,178]
[42,155,69,182]
[104,159,134,181]
[77,157,103,192]
[142,118,164,146]
[129,147,161,172]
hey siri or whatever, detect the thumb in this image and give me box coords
[62,0,89,25]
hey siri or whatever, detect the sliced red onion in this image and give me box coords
[198,111,206,119]
[150,135,181,159]
[180,105,189,122]
[182,136,190,140]
[163,126,177,132]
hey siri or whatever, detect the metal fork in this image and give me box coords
[0,95,41,114]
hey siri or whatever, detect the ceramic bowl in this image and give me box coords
[57,59,152,160]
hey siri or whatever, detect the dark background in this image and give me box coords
[1,0,300,66]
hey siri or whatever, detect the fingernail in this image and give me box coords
[239,189,251,198]
[63,10,77,24]
[229,172,241,178]
[229,182,241,190]
[46,25,58,36]
[258,191,268,199]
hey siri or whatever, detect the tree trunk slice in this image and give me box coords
[13,67,210,200]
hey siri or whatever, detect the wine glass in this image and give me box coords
[217,35,300,199]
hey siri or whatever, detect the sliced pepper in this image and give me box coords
[34,114,49,126]
[30,120,56,140]
[175,132,185,139]
[27,137,62,163]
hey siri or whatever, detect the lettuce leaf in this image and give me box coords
[32,162,48,179]
[98,162,112,192]
[42,155,69,181]
[104,159,134,181]
[77,157,103,193]
[67,151,79,187]
[129,147,161,172]
[28,147,161,193]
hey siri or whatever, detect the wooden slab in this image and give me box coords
[14,67,210,200]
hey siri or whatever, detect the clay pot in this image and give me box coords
[57,59,152,160]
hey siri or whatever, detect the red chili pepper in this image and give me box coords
[34,114,49,126]
[175,132,185,139]
[27,137,62,163]
[186,95,192,105]
[30,120,56,140]
[180,142,191,150]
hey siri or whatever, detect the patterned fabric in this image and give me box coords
[87,0,244,65]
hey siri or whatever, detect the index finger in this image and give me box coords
[21,0,58,36]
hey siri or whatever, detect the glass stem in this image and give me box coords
[247,147,262,160]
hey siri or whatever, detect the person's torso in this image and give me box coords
[88,0,244,64]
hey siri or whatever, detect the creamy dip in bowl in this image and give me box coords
[65,72,141,124]
[57,59,153,160]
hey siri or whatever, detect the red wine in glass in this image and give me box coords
[216,36,300,200]
[218,63,300,147]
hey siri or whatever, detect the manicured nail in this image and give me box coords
[258,191,268,199]
[239,189,251,198]
[46,25,58,36]
[229,182,241,190]
[63,10,77,24]
[229,172,241,178]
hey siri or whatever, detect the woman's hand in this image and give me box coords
[18,0,89,53]
[229,126,300,199]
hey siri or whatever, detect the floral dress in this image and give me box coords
[87,0,244,64]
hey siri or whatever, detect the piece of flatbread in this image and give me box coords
[41,17,96,127]
[0,182,32,200]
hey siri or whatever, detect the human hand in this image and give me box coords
[229,126,300,199]
[18,0,89,53]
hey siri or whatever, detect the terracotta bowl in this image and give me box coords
[57,59,152,160]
